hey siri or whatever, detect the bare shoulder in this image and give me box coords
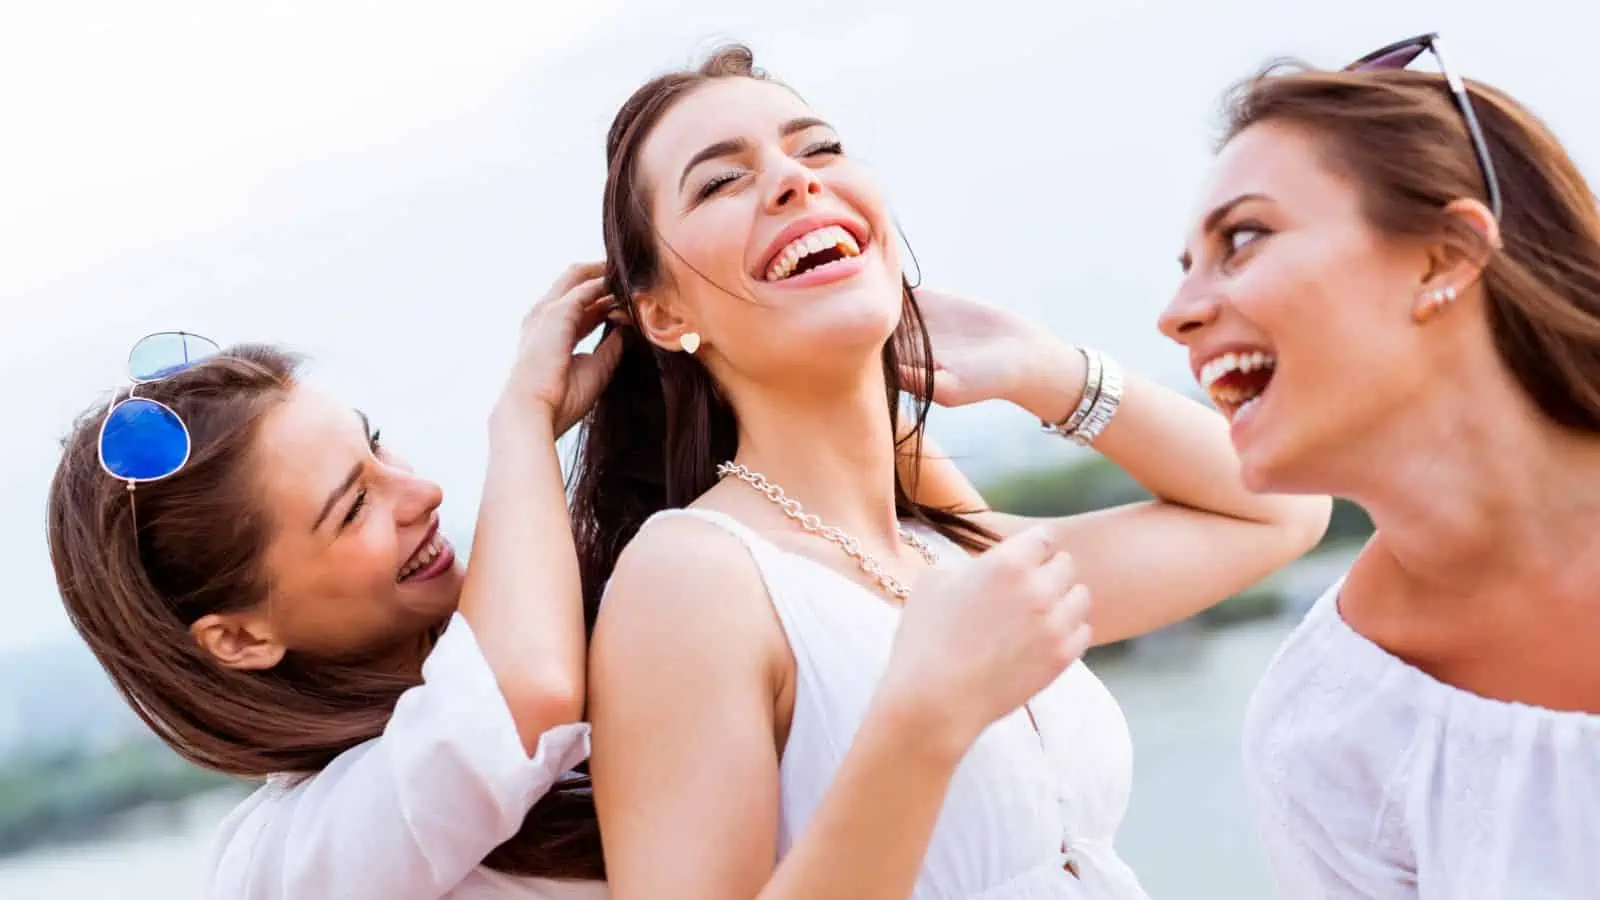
[593,512,782,675]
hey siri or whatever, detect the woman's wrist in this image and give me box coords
[489,394,560,444]
[869,677,978,768]
[1009,337,1090,426]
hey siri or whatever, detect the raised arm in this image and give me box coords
[906,288,1331,645]
[463,262,623,750]
[590,516,1094,900]
[210,264,621,900]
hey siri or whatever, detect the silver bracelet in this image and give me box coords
[1069,352,1122,446]
[1042,346,1101,436]
[1042,347,1123,447]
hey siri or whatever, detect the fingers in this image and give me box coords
[1042,583,1094,663]
[987,520,1073,570]
[587,327,626,375]
[897,363,932,396]
[1032,549,1079,599]
[545,261,606,301]
[572,291,617,337]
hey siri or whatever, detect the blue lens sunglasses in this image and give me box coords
[98,332,222,508]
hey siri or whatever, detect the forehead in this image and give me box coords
[1192,121,1356,227]
[639,78,815,181]
[251,384,362,518]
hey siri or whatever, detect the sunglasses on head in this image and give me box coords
[99,331,222,491]
[1346,32,1503,220]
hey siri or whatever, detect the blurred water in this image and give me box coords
[0,615,1299,899]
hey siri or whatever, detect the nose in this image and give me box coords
[764,153,823,213]
[387,466,444,527]
[1158,282,1221,346]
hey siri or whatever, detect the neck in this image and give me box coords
[724,364,902,549]
[1342,374,1600,595]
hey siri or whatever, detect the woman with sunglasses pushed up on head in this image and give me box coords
[46,266,628,899]
[1163,34,1600,897]
[46,272,1169,894]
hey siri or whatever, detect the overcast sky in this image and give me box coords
[4,0,1594,652]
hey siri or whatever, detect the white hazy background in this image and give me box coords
[0,0,1592,896]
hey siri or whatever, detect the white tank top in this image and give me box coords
[644,508,1150,899]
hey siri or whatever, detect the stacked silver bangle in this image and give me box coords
[1041,346,1124,447]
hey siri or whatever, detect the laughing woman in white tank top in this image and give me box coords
[571,45,1332,900]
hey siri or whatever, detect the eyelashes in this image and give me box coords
[339,428,385,529]
[695,140,846,201]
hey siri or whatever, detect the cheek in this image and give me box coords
[1232,231,1381,345]
[667,203,753,285]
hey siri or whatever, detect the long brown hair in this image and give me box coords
[46,344,602,879]
[569,44,994,622]
[1222,65,1600,431]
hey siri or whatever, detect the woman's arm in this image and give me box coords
[907,289,1331,645]
[461,263,621,751]
[987,348,1330,644]
[208,265,619,900]
[591,515,1093,900]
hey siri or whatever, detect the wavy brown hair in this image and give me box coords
[569,43,995,621]
[1222,64,1600,431]
[46,344,602,879]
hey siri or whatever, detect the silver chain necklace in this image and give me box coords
[715,461,939,603]
[714,458,1083,879]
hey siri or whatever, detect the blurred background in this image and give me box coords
[1,0,1592,896]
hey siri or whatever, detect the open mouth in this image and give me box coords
[397,525,453,584]
[762,224,865,282]
[1199,350,1277,420]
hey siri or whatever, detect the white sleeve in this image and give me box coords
[207,613,591,900]
[1251,779,1418,900]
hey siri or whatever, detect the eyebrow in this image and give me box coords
[312,409,371,532]
[677,116,837,191]
[1179,192,1271,270]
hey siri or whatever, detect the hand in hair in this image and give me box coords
[899,287,1087,424]
[497,261,627,434]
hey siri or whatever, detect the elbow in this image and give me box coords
[1270,494,1333,559]
[500,669,586,746]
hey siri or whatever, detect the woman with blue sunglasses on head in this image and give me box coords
[48,258,1117,900]
[47,263,626,899]
[1162,34,1600,897]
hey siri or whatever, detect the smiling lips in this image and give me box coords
[761,223,864,282]
[397,529,448,583]
[1197,349,1278,419]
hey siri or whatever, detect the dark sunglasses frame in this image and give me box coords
[1346,32,1503,219]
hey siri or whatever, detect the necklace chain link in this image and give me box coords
[715,461,939,603]
[713,460,1081,877]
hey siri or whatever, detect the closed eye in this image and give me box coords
[802,139,843,158]
[696,169,744,201]
[342,489,367,527]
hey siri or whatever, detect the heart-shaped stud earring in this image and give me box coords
[679,332,701,354]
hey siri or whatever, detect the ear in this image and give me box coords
[190,611,287,671]
[632,289,699,353]
[1412,198,1500,323]
[1426,197,1501,285]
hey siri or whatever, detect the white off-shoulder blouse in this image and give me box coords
[1243,580,1600,899]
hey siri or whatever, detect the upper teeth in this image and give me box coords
[398,533,444,582]
[765,225,861,281]
[1199,351,1277,391]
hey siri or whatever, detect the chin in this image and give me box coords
[404,569,466,623]
[1235,437,1334,497]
